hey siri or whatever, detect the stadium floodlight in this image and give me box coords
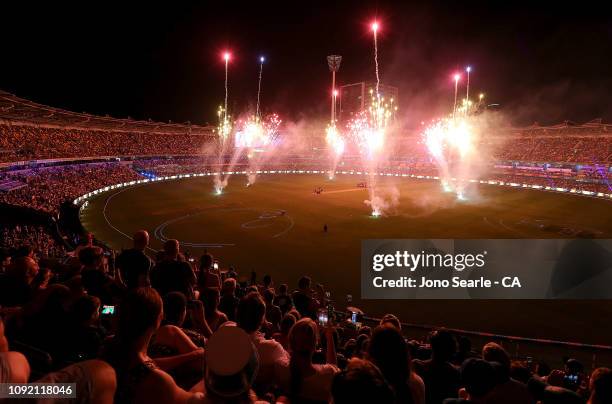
[327,55,342,124]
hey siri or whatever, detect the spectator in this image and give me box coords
[380,313,401,330]
[236,292,289,389]
[527,376,584,404]
[588,367,612,404]
[79,246,119,304]
[0,256,38,306]
[161,291,208,346]
[369,325,425,404]
[273,313,297,350]
[444,359,497,404]
[332,358,395,404]
[0,317,30,383]
[198,253,220,290]
[276,318,339,402]
[263,289,282,334]
[412,330,459,404]
[259,274,273,294]
[273,283,293,315]
[218,277,240,322]
[101,287,205,403]
[151,240,196,300]
[481,342,534,403]
[292,276,314,319]
[62,295,106,362]
[116,230,153,289]
[201,287,228,332]
[0,248,11,273]
[199,325,262,403]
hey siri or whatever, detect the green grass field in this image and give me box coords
[80,174,612,352]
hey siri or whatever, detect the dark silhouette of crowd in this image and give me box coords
[0,232,609,403]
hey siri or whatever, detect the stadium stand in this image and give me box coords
[0,91,611,403]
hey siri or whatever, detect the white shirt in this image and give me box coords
[249,332,290,386]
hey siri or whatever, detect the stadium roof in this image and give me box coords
[0,90,215,135]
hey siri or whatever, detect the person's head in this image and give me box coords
[222,277,237,296]
[132,230,149,250]
[430,330,456,362]
[278,283,288,296]
[163,292,187,327]
[565,358,584,375]
[280,313,297,336]
[356,334,370,355]
[457,335,472,354]
[288,318,318,359]
[460,359,497,400]
[380,314,401,330]
[202,287,221,315]
[331,358,395,404]
[482,342,510,372]
[263,274,272,288]
[262,288,275,305]
[298,276,311,291]
[367,326,410,390]
[71,295,101,325]
[200,253,213,271]
[236,292,266,333]
[117,287,163,345]
[589,368,612,404]
[8,256,39,284]
[163,239,180,260]
[78,246,104,271]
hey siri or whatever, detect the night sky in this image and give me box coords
[1,1,611,127]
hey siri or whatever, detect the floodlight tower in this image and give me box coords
[327,55,342,124]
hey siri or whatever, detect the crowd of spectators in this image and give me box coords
[0,231,609,403]
[0,124,214,163]
[1,224,67,264]
[1,123,611,166]
[0,163,141,215]
[492,136,612,164]
[489,173,611,194]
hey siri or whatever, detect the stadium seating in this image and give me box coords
[0,92,611,403]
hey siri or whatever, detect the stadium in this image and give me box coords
[1,3,612,404]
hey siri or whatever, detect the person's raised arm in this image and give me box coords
[324,325,337,366]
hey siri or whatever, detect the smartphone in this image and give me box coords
[317,309,329,326]
[101,305,115,315]
[188,257,195,263]
[213,262,219,270]
[350,311,358,323]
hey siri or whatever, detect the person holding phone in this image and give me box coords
[276,318,339,403]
